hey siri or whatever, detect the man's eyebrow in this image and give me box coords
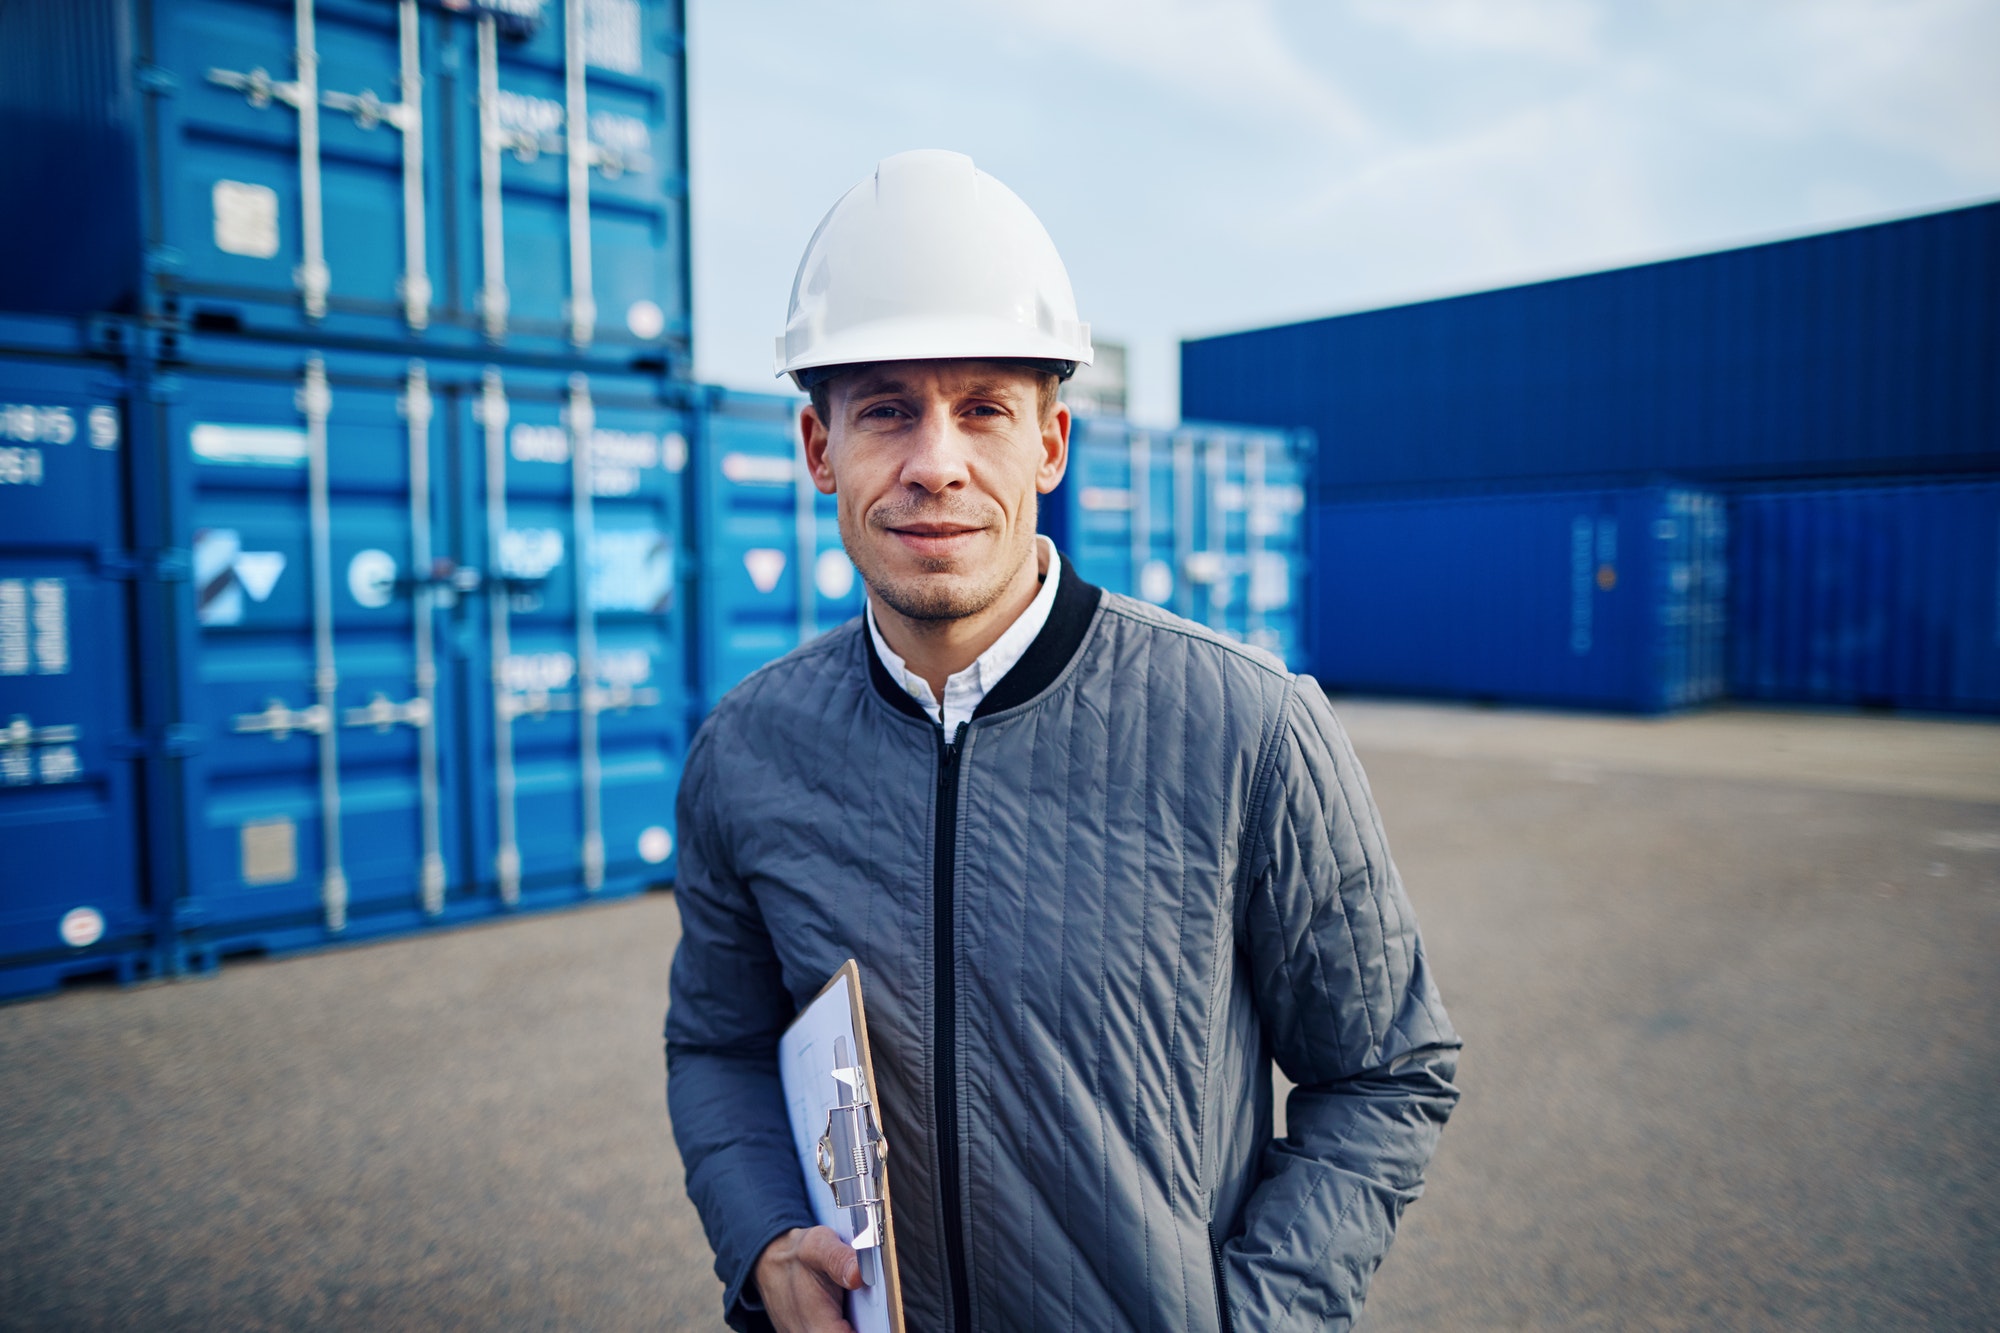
[845,377,909,400]
[955,380,1028,402]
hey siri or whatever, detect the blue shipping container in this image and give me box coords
[1044,417,1311,669]
[1183,202,2000,494]
[0,331,155,1000]
[0,0,690,360]
[1730,480,2000,714]
[1309,487,1727,712]
[142,343,690,967]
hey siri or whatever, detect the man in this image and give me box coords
[667,149,1459,1332]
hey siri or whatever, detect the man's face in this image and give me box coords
[801,360,1069,623]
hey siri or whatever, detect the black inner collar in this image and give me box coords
[863,554,1104,726]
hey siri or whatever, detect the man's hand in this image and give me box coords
[753,1226,863,1333]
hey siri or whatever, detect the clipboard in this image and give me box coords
[779,959,905,1333]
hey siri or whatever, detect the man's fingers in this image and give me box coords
[798,1225,864,1291]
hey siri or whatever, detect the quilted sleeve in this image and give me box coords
[664,719,818,1332]
[1221,674,1462,1330]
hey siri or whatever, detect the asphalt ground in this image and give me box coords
[2,705,1996,1330]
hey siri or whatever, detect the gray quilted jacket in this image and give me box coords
[666,570,1460,1331]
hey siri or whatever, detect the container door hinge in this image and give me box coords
[111,728,200,760]
[153,550,192,582]
[145,245,186,276]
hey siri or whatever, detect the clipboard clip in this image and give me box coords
[816,1035,889,1261]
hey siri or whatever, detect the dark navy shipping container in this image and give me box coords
[139,342,690,967]
[1183,202,2000,495]
[1044,417,1311,669]
[0,0,690,361]
[0,324,156,1000]
[1730,480,2000,714]
[1309,487,1727,712]
[690,388,860,711]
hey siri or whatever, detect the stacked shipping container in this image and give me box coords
[1182,201,1999,715]
[0,0,699,999]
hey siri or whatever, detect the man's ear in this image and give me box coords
[1036,400,1071,495]
[801,404,837,496]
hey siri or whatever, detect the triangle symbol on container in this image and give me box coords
[743,548,787,594]
[234,551,287,602]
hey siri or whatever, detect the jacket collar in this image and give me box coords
[864,553,1104,727]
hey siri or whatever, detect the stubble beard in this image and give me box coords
[844,497,1038,624]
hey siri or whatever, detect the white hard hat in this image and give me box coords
[775,149,1093,387]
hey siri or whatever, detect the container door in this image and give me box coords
[167,356,457,949]
[695,392,807,711]
[470,370,688,902]
[158,0,438,335]
[1243,431,1308,669]
[0,354,149,997]
[466,0,689,354]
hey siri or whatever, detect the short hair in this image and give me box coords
[809,361,1060,428]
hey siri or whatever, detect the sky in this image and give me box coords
[687,0,2000,424]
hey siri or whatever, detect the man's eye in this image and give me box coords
[859,404,903,419]
[965,404,1003,417]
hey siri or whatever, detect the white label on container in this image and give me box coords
[743,548,786,594]
[0,580,27,673]
[88,406,119,450]
[241,816,298,886]
[31,579,66,674]
[2,745,29,784]
[721,452,795,486]
[662,433,687,473]
[347,550,398,609]
[502,652,575,693]
[191,424,307,467]
[626,300,665,340]
[234,551,286,603]
[213,180,280,259]
[498,528,565,580]
[39,745,80,784]
[638,825,673,865]
[2,403,75,444]
[511,423,570,464]
[1079,487,1131,512]
[0,447,42,485]
[493,89,566,146]
[1139,559,1174,605]
[59,906,106,949]
[1249,552,1291,612]
[589,529,671,612]
[815,549,855,601]
[583,0,643,73]
[598,648,653,688]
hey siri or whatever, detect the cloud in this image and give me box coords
[1348,0,1605,62]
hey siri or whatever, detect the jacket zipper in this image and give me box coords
[1209,1223,1235,1333]
[935,721,973,1331]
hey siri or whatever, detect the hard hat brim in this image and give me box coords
[775,313,1093,379]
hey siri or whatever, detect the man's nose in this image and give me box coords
[898,408,971,493]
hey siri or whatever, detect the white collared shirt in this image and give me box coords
[866,535,1061,734]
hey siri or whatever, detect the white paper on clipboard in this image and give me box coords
[779,959,905,1333]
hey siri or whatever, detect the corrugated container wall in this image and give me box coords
[0,319,157,1000]
[1182,202,2000,496]
[1308,487,1728,712]
[1042,418,1311,669]
[1729,479,2000,714]
[0,0,690,364]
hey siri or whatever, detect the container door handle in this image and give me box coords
[479,369,521,903]
[563,0,595,348]
[567,374,604,889]
[233,698,330,740]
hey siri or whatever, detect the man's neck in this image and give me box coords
[869,543,1045,702]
